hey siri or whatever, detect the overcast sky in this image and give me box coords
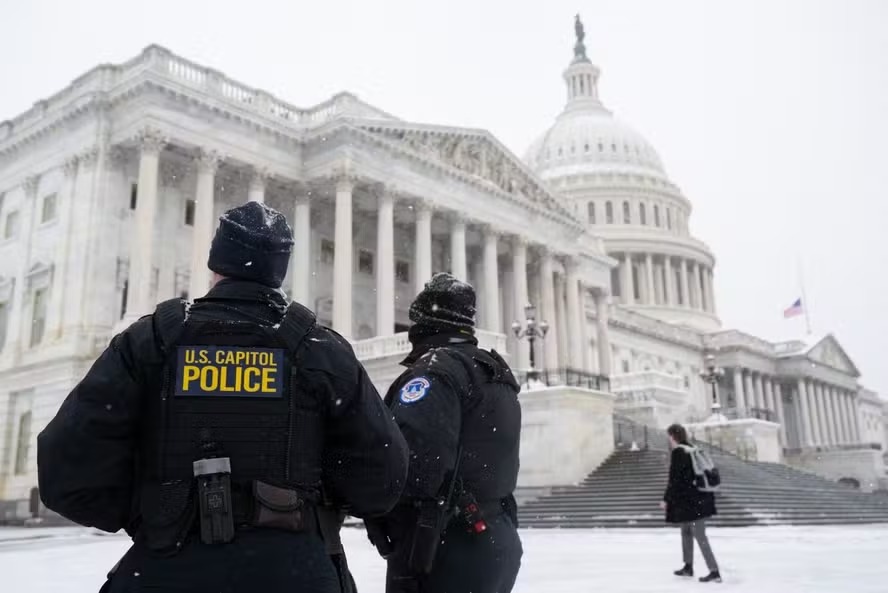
[3,0,886,396]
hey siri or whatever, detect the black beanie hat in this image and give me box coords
[207,202,294,288]
[409,273,476,332]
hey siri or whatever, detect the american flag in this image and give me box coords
[783,298,804,318]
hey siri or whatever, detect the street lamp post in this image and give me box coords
[512,303,549,384]
[699,353,725,413]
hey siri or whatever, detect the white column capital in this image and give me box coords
[413,198,435,216]
[22,175,40,198]
[136,126,167,155]
[249,166,272,192]
[480,223,504,239]
[62,156,79,178]
[334,176,357,195]
[195,148,222,174]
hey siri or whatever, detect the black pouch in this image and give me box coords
[252,481,306,532]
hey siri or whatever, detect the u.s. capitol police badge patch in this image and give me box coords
[400,377,431,404]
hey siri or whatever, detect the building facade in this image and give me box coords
[0,39,885,502]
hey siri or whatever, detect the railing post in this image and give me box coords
[643,425,649,450]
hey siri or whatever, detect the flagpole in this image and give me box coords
[798,257,812,335]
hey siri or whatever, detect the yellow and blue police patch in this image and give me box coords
[174,346,285,398]
[399,376,431,404]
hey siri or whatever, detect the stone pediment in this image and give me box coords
[806,335,860,377]
[359,124,569,216]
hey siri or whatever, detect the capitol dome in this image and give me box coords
[524,104,666,179]
[525,20,721,332]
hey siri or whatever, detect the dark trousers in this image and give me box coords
[105,530,340,593]
[680,520,719,572]
[387,511,522,593]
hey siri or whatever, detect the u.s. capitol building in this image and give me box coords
[0,29,885,510]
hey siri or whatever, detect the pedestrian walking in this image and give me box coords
[661,423,722,583]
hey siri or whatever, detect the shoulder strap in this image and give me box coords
[276,301,317,353]
[154,298,188,354]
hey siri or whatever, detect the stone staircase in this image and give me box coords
[518,446,888,528]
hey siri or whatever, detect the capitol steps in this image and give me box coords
[518,448,888,528]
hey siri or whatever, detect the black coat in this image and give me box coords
[383,331,522,503]
[663,443,717,524]
[37,279,409,533]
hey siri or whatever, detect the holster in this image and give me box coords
[407,501,449,575]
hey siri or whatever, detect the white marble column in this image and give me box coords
[754,373,765,412]
[797,379,814,447]
[664,257,675,306]
[482,228,500,333]
[839,389,857,445]
[825,387,840,446]
[774,382,788,446]
[565,261,583,369]
[744,371,756,414]
[831,387,848,445]
[595,290,612,377]
[333,178,354,338]
[763,377,775,418]
[680,259,690,308]
[733,368,747,415]
[691,262,703,310]
[512,237,530,370]
[5,176,40,356]
[808,381,825,446]
[554,273,569,369]
[125,129,166,320]
[375,190,395,336]
[188,149,220,300]
[539,251,559,371]
[706,268,717,314]
[450,216,467,282]
[577,284,591,372]
[248,166,268,204]
[47,157,80,339]
[849,391,863,444]
[414,201,433,294]
[291,193,311,307]
[644,253,655,305]
[621,254,635,305]
[817,383,834,446]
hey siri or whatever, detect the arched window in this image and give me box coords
[605,201,614,224]
[587,201,596,224]
[666,208,673,230]
[623,201,631,224]
[640,203,647,225]
[654,205,660,227]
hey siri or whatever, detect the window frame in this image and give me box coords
[40,193,58,224]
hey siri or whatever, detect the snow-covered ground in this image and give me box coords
[0,525,886,592]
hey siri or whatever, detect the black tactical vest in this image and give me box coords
[136,298,322,553]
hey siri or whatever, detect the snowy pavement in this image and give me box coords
[0,525,886,592]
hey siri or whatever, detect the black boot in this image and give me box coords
[673,564,693,577]
[699,571,722,583]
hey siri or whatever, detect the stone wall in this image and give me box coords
[785,448,887,492]
[518,386,615,487]
[687,418,782,463]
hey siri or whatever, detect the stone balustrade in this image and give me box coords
[350,329,508,362]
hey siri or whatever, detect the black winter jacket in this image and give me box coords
[663,443,717,524]
[384,330,521,503]
[37,279,409,533]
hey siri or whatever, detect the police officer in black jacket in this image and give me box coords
[367,273,523,593]
[37,202,409,593]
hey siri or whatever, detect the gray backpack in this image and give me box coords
[678,444,721,493]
